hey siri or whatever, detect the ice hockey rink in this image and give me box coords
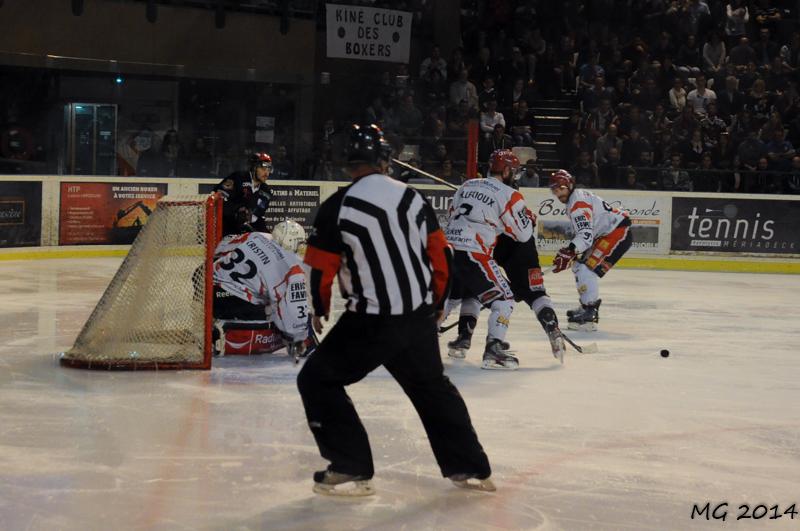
[1,257,799,531]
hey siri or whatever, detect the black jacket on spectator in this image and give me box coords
[598,159,622,188]
[633,86,662,113]
[728,43,757,68]
[676,44,701,69]
[716,89,745,118]
[681,140,706,168]
[272,161,293,180]
[622,137,652,166]
[570,162,598,188]
[753,40,780,66]
[737,136,765,170]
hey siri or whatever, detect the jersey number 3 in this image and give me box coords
[453,203,473,220]
[219,248,257,283]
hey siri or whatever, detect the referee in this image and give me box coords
[298,124,493,496]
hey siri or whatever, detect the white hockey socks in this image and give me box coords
[573,263,600,305]
[487,299,513,342]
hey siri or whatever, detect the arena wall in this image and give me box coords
[0,175,798,274]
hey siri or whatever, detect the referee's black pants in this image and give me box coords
[297,311,491,480]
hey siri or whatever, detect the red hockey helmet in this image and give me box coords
[488,149,521,175]
[250,152,273,169]
[549,169,575,190]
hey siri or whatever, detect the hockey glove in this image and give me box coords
[235,206,255,233]
[251,187,274,219]
[552,246,576,273]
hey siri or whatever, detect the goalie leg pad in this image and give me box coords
[216,320,284,355]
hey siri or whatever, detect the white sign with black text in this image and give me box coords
[326,4,412,63]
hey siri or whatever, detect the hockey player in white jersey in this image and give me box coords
[444,149,566,366]
[549,169,633,330]
[445,149,539,370]
[213,220,310,358]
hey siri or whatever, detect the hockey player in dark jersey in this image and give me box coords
[444,150,566,364]
[213,152,274,235]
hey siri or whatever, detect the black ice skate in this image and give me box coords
[447,335,472,358]
[312,469,375,497]
[567,300,601,331]
[481,338,519,371]
[537,307,565,364]
[566,305,582,318]
[447,315,476,359]
[449,472,497,492]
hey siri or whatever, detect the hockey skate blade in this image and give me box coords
[451,477,497,492]
[312,480,375,497]
[567,322,598,332]
[481,360,519,371]
[448,348,467,359]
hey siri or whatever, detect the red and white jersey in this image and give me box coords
[566,189,629,253]
[445,176,534,254]
[213,233,309,342]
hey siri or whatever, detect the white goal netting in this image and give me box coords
[61,195,220,370]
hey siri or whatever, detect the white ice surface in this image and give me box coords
[1,258,799,531]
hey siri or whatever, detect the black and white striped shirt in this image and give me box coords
[304,173,450,316]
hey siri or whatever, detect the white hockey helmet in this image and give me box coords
[272,220,306,253]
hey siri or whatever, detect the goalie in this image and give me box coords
[212,220,313,359]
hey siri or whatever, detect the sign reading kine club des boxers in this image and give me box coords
[671,197,800,254]
[326,4,412,63]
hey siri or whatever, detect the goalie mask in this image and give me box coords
[272,220,306,253]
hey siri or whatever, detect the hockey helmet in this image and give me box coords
[345,123,392,165]
[549,169,575,190]
[488,149,521,175]
[272,220,306,253]
[250,152,273,170]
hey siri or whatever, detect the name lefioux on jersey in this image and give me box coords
[446,177,534,254]
[460,190,497,207]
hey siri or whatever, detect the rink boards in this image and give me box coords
[1,175,799,273]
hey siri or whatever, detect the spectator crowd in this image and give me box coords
[310,0,800,194]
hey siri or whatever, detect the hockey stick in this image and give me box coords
[438,321,459,333]
[392,158,459,190]
[561,332,598,354]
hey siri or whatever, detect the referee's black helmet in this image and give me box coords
[346,123,392,164]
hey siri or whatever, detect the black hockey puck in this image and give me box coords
[660,349,670,358]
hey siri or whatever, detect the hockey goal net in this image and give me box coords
[61,194,222,370]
